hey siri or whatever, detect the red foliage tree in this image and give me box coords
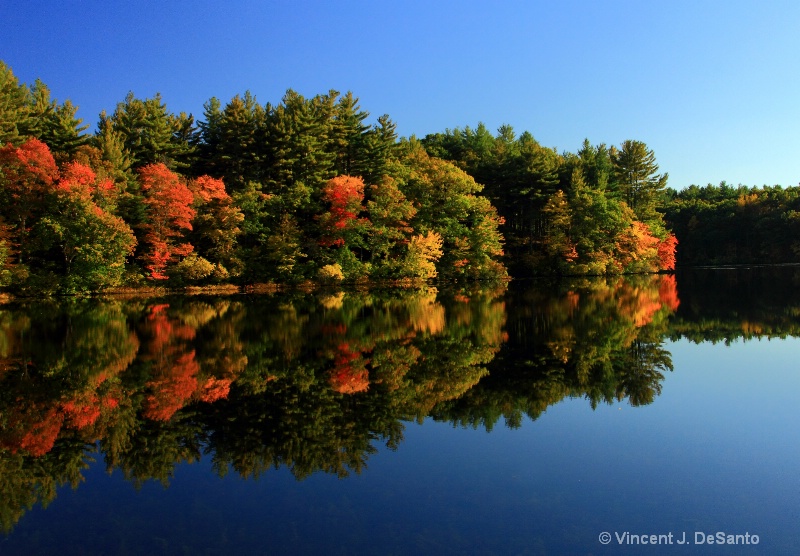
[318,175,368,247]
[0,405,65,457]
[199,376,233,403]
[57,161,115,200]
[0,138,59,260]
[138,164,195,279]
[657,233,678,271]
[61,394,102,430]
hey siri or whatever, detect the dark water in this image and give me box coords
[1,270,799,554]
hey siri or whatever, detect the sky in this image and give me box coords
[1,0,798,190]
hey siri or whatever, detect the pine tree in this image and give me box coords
[0,61,31,145]
[214,92,265,190]
[330,92,370,178]
[612,140,668,222]
[263,89,335,211]
[361,114,397,185]
[108,93,191,170]
[24,79,90,159]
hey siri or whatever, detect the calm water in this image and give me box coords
[1,269,799,554]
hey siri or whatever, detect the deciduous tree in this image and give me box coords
[137,164,195,279]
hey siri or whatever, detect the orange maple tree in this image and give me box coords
[138,164,196,279]
[657,234,678,271]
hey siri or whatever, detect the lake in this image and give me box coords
[1,269,799,554]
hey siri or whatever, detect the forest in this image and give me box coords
[3,59,794,295]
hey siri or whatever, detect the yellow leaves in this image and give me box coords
[737,193,759,207]
[407,292,446,335]
[406,230,444,280]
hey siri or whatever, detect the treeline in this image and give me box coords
[664,182,800,266]
[0,61,678,293]
[421,125,677,275]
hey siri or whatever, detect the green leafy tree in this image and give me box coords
[34,162,136,291]
[393,141,507,279]
[365,177,416,275]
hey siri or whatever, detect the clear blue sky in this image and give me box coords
[1,0,798,189]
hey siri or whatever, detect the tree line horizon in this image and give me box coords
[1,60,794,294]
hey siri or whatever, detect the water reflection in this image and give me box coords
[0,276,686,532]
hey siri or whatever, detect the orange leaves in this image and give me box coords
[630,221,660,253]
[142,351,200,421]
[61,394,102,430]
[141,304,201,420]
[200,377,233,403]
[657,234,678,271]
[658,274,680,311]
[190,175,229,204]
[324,175,365,210]
[614,221,675,273]
[17,408,65,457]
[0,138,59,189]
[138,163,196,279]
[328,342,370,394]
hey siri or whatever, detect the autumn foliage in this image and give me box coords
[139,164,195,279]
[328,342,370,394]
[318,175,368,248]
[657,234,678,271]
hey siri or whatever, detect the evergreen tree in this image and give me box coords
[25,79,90,159]
[263,89,335,212]
[361,114,397,185]
[0,61,31,145]
[212,92,265,190]
[107,93,192,170]
[330,92,370,178]
[612,140,668,222]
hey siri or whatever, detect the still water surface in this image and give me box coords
[1,269,799,554]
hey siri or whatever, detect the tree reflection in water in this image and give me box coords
[0,276,686,532]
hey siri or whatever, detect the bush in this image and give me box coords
[318,263,344,282]
[173,254,215,282]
